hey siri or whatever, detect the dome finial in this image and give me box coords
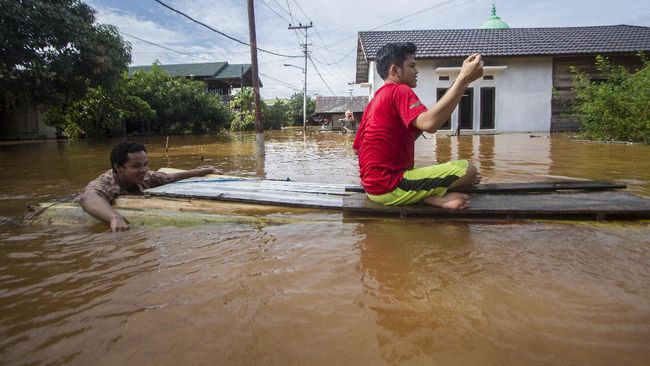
[481,4,510,29]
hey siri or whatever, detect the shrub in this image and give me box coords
[571,55,650,143]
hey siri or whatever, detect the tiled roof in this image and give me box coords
[358,25,650,60]
[315,96,369,114]
[128,62,252,80]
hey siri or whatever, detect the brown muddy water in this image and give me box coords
[1,131,649,365]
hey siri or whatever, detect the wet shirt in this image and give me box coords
[78,170,175,204]
[353,83,427,195]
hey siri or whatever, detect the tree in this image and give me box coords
[285,92,315,126]
[47,65,232,138]
[571,55,650,143]
[0,0,131,116]
[128,64,232,134]
[46,75,155,138]
[262,99,288,130]
[229,87,256,131]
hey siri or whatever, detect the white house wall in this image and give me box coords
[368,56,553,133]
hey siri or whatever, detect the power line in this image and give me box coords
[259,72,301,90]
[308,55,335,95]
[120,31,304,93]
[311,46,356,66]
[122,37,308,98]
[309,51,350,84]
[284,0,296,24]
[289,0,309,21]
[286,0,349,81]
[120,31,219,61]
[259,0,291,24]
[153,0,301,58]
[121,31,207,59]
[379,0,476,30]
[316,0,473,49]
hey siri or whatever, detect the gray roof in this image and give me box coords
[315,96,369,114]
[357,25,650,82]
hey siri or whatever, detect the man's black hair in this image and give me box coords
[375,42,417,80]
[110,141,146,171]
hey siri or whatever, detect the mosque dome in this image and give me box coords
[481,4,510,29]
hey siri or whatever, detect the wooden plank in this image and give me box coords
[147,182,344,208]
[171,177,351,195]
[343,192,650,220]
[343,180,626,194]
[456,181,626,194]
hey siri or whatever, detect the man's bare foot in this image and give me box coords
[423,192,471,210]
[474,172,482,185]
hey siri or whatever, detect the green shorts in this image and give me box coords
[367,160,469,206]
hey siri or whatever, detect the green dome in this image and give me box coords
[481,4,510,29]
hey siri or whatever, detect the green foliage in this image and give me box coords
[0,0,131,112]
[229,87,254,111]
[571,55,650,143]
[229,87,261,132]
[285,92,315,126]
[48,65,232,137]
[229,111,256,131]
[262,99,289,130]
[46,81,154,138]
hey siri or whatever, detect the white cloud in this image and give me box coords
[90,0,650,98]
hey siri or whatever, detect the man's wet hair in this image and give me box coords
[110,141,146,171]
[375,42,417,79]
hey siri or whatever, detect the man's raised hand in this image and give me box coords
[458,53,484,85]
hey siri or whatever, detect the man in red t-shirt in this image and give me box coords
[353,42,483,209]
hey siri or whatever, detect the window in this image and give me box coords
[439,76,450,81]
[480,87,495,129]
[458,88,473,129]
[436,88,451,130]
[483,75,494,80]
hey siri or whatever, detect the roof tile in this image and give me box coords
[359,25,650,60]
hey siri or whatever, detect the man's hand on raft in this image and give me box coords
[110,214,130,232]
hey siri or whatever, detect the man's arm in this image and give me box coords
[165,166,218,181]
[413,54,484,133]
[78,191,129,232]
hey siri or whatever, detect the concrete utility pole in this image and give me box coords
[288,22,312,132]
[247,0,264,156]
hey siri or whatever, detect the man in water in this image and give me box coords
[78,141,218,231]
[353,42,483,209]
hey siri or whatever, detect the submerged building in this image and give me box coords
[356,6,650,133]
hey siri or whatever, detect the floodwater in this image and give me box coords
[1,130,649,365]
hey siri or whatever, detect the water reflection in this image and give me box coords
[356,220,650,364]
[356,221,475,363]
[423,134,553,182]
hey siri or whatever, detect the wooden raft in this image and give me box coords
[145,178,650,220]
[146,178,351,208]
[343,191,650,220]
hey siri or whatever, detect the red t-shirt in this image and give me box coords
[353,83,428,195]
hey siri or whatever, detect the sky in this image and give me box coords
[88,0,650,99]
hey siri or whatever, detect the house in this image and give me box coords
[356,7,650,133]
[0,105,59,140]
[128,62,261,103]
[314,96,368,131]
